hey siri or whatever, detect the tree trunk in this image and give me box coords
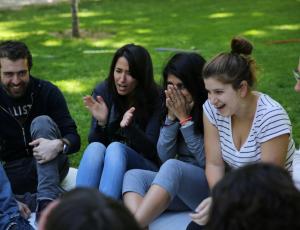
[71,0,80,38]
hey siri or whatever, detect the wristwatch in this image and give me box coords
[61,139,69,154]
[63,143,68,154]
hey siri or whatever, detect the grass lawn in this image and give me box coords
[0,0,299,167]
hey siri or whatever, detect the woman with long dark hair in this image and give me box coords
[122,52,209,228]
[76,44,162,199]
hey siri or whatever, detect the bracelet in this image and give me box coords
[179,116,192,125]
[60,138,69,154]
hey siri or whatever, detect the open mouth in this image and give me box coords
[117,84,127,90]
[215,104,225,110]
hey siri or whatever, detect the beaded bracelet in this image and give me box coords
[179,116,192,125]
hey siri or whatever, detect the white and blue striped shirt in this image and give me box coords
[203,93,295,172]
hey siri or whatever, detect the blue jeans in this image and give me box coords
[123,159,209,211]
[76,142,158,199]
[0,163,19,229]
[4,116,69,206]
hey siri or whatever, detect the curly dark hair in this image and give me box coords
[205,163,300,230]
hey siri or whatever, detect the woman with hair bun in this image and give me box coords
[188,37,296,228]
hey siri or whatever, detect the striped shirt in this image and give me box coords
[203,93,295,172]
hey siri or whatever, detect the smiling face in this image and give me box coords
[204,77,241,117]
[0,58,30,98]
[113,56,137,96]
[167,74,193,103]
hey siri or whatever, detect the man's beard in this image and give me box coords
[0,81,29,98]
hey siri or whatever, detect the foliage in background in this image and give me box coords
[0,0,299,166]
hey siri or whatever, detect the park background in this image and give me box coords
[0,0,299,166]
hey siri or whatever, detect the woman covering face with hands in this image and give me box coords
[122,53,209,229]
[165,76,194,122]
[76,44,162,199]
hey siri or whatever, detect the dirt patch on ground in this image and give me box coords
[0,0,67,10]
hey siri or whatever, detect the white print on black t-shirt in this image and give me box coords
[8,104,32,117]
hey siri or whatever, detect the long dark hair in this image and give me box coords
[107,44,160,124]
[162,52,207,134]
[0,40,33,70]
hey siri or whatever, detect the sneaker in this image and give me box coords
[15,192,37,211]
[35,199,52,224]
[6,216,34,230]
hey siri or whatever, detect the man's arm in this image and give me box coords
[47,84,80,154]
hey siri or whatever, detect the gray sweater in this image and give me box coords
[157,117,205,168]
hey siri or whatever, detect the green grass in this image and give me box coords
[1,0,300,166]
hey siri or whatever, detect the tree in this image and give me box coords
[71,0,80,38]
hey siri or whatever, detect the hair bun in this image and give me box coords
[231,37,253,55]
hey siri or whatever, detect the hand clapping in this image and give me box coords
[120,107,135,128]
[83,95,109,126]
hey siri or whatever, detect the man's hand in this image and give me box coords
[16,200,31,219]
[83,95,109,126]
[29,138,63,164]
[189,197,212,226]
[120,107,135,128]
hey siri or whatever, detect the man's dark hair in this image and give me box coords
[0,40,33,70]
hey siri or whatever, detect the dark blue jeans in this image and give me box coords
[3,115,69,208]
